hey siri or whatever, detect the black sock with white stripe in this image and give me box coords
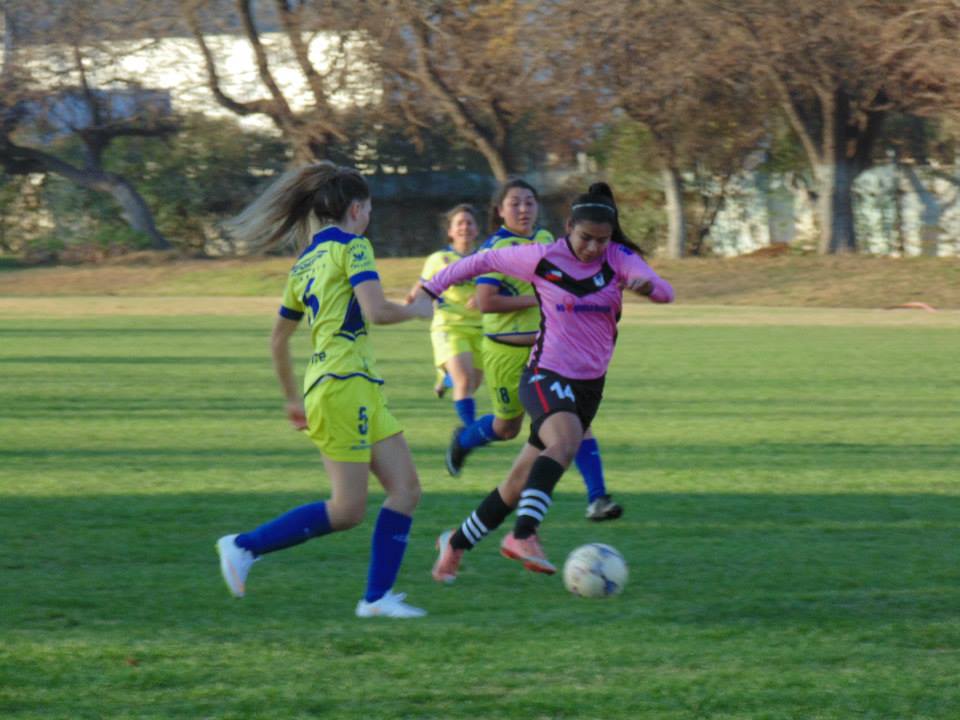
[451,488,512,551]
[513,456,566,539]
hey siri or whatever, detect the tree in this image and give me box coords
[1,1,175,251]
[697,0,960,254]
[374,0,554,182]
[178,0,374,163]
[548,1,766,257]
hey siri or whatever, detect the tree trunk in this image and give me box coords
[815,161,857,254]
[661,164,686,258]
[0,140,172,251]
[93,172,172,251]
[481,147,509,183]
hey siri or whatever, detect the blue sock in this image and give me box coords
[364,507,413,603]
[459,414,497,451]
[443,372,453,389]
[454,398,476,426]
[235,501,331,556]
[575,438,607,502]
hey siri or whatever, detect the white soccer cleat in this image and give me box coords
[355,590,427,618]
[216,534,258,598]
[585,494,623,522]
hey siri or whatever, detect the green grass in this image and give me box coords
[1,309,959,719]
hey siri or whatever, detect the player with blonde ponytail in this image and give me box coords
[216,161,434,618]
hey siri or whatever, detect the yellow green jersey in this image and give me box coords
[419,247,482,332]
[476,226,554,340]
[278,225,382,394]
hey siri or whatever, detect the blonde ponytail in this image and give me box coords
[227,162,370,253]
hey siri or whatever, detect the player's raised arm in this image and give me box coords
[420,243,542,300]
[611,233,674,303]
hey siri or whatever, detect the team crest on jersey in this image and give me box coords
[592,273,606,288]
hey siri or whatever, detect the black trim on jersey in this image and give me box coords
[528,284,548,370]
[534,258,616,298]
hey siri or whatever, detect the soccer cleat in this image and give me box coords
[355,590,427,618]
[444,426,470,477]
[585,494,624,522]
[500,531,556,574]
[431,529,465,584]
[216,534,258,598]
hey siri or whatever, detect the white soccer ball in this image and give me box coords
[562,543,628,598]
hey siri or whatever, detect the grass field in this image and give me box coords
[2,253,959,309]
[1,300,959,719]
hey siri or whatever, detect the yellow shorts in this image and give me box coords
[431,327,484,370]
[304,376,403,462]
[481,337,531,420]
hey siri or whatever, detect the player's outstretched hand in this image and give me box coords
[408,290,434,320]
[286,400,308,431]
[620,276,654,296]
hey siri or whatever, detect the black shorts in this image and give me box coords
[518,367,605,450]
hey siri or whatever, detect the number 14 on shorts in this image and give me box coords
[550,381,574,401]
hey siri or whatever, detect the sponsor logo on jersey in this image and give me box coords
[528,373,547,383]
[556,294,611,314]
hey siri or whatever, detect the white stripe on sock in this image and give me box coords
[468,512,488,534]
[461,520,479,544]
[522,488,552,506]
[517,507,545,521]
[518,497,550,516]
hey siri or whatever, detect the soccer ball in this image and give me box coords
[562,543,628,598]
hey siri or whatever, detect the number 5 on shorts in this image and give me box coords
[358,406,369,435]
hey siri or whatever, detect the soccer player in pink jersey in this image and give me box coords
[411,182,674,581]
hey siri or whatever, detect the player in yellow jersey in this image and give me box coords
[441,179,624,525]
[214,162,433,618]
[405,204,484,432]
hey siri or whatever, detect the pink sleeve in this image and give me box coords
[422,244,542,298]
[613,246,675,304]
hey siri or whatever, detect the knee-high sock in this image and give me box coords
[459,414,499,451]
[235,501,331,556]
[454,398,476,427]
[364,507,413,603]
[513,456,566,539]
[450,488,513,550]
[575,438,607,502]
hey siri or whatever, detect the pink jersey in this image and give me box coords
[422,238,674,379]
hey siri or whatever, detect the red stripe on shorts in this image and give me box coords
[533,374,550,413]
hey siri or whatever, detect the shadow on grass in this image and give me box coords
[1,441,956,472]
[1,490,957,632]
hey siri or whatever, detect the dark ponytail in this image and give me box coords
[569,182,644,256]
